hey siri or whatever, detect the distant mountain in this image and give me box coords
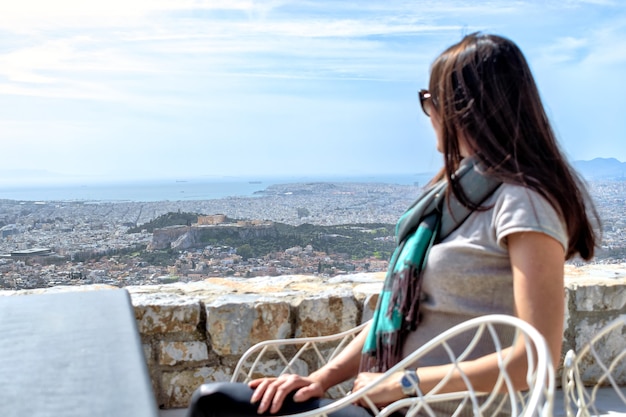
[573,158,626,181]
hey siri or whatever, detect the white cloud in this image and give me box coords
[0,0,625,184]
[0,0,293,32]
[0,0,522,96]
[0,35,162,101]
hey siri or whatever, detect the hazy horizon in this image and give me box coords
[0,168,438,188]
[0,156,624,189]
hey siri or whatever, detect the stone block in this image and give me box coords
[573,317,626,385]
[131,293,202,335]
[562,287,574,357]
[361,293,379,323]
[206,296,292,356]
[158,341,210,366]
[572,280,626,312]
[160,366,232,409]
[143,344,154,366]
[295,290,359,337]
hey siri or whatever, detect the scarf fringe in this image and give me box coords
[389,263,424,331]
[359,328,404,373]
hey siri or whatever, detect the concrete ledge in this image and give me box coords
[1,264,625,409]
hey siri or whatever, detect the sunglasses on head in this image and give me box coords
[419,89,433,117]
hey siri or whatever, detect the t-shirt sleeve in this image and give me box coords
[492,185,568,251]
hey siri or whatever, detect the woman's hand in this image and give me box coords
[249,374,325,414]
[352,371,404,407]
[248,323,371,414]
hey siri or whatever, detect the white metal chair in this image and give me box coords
[232,314,555,417]
[562,314,626,417]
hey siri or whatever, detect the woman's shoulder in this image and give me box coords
[486,182,568,249]
[489,182,556,210]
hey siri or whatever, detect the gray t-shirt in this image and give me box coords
[401,183,568,364]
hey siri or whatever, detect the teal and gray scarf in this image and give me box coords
[359,158,501,372]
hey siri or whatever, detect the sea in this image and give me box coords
[0,174,433,203]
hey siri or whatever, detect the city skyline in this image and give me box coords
[1,1,625,187]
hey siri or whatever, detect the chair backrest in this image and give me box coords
[562,314,626,417]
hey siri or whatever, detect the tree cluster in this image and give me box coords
[127,211,201,233]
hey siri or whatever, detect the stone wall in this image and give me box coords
[130,272,385,408]
[130,264,626,409]
[2,264,625,409]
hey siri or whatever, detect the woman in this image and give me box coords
[187,32,599,417]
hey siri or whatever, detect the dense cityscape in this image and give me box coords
[0,180,624,291]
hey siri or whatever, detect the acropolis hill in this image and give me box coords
[147,215,275,251]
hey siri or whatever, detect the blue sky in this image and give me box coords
[0,0,625,186]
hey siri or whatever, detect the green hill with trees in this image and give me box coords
[129,212,396,266]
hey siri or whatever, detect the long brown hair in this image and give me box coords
[428,33,599,260]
